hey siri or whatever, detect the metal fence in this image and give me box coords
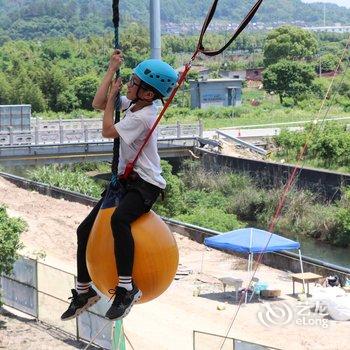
[193,330,281,350]
[0,256,115,349]
[0,118,203,146]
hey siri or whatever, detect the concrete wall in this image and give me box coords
[199,150,350,201]
[0,105,31,132]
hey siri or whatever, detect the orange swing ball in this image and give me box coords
[86,206,179,303]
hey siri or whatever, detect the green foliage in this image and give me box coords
[28,164,104,198]
[24,158,350,247]
[331,208,350,247]
[153,160,185,217]
[0,72,12,104]
[274,122,350,170]
[263,26,318,66]
[2,0,350,42]
[326,187,350,247]
[227,187,270,221]
[319,53,338,72]
[73,74,100,110]
[263,59,316,104]
[176,207,242,232]
[0,205,26,277]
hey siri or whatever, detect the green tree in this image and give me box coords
[73,74,99,110]
[13,73,47,112]
[263,59,316,104]
[40,66,69,111]
[56,86,79,112]
[0,72,12,104]
[263,25,318,66]
[319,53,338,72]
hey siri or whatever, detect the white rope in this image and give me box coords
[84,319,111,350]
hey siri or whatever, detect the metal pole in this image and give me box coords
[298,249,306,294]
[150,0,161,59]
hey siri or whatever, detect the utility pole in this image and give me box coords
[323,3,326,27]
[150,0,161,59]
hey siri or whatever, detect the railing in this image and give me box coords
[0,118,203,147]
[0,256,116,349]
[193,330,281,350]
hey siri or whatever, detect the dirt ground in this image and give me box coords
[0,175,350,350]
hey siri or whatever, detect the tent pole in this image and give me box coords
[298,249,306,294]
[249,228,253,272]
[200,249,205,275]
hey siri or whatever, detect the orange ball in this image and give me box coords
[86,207,179,303]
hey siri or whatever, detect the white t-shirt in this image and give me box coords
[114,96,166,189]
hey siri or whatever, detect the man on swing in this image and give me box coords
[61,50,178,321]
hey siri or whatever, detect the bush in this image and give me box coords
[0,206,26,277]
[176,207,243,232]
[28,164,104,198]
[153,160,185,217]
[227,186,270,221]
[327,187,350,247]
[331,208,350,247]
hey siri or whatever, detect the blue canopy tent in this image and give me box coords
[204,228,304,273]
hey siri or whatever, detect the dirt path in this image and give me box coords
[0,176,349,350]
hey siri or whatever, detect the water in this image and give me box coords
[284,232,350,269]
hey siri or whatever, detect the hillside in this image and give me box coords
[0,0,349,41]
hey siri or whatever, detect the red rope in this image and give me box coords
[119,50,200,179]
[219,34,350,350]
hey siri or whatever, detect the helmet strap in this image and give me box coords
[132,85,154,104]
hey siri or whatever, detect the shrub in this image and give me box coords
[28,164,104,198]
[0,206,26,277]
[153,160,185,217]
[227,186,270,221]
[176,207,243,232]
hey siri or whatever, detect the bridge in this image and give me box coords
[0,118,203,166]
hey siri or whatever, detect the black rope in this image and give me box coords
[197,0,264,57]
[111,0,121,184]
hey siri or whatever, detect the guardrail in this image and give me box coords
[216,130,268,155]
[0,118,203,147]
[0,256,114,349]
[193,330,281,350]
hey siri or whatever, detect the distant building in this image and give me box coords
[0,105,31,132]
[219,70,246,80]
[189,78,243,109]
[306,25,350,33]
[246,68,264,82]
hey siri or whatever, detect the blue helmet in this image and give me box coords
[134,59,178,97]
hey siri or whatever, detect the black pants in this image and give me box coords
[77,174,161,283]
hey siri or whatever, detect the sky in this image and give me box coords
[302,0,350,8]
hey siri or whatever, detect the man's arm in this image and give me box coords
[102,78,122,139]
[92,50,123,111]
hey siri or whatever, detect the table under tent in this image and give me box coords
[204,228,306,297]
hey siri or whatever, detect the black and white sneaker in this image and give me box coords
[61,287,101,321]
[105,283,142,320]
